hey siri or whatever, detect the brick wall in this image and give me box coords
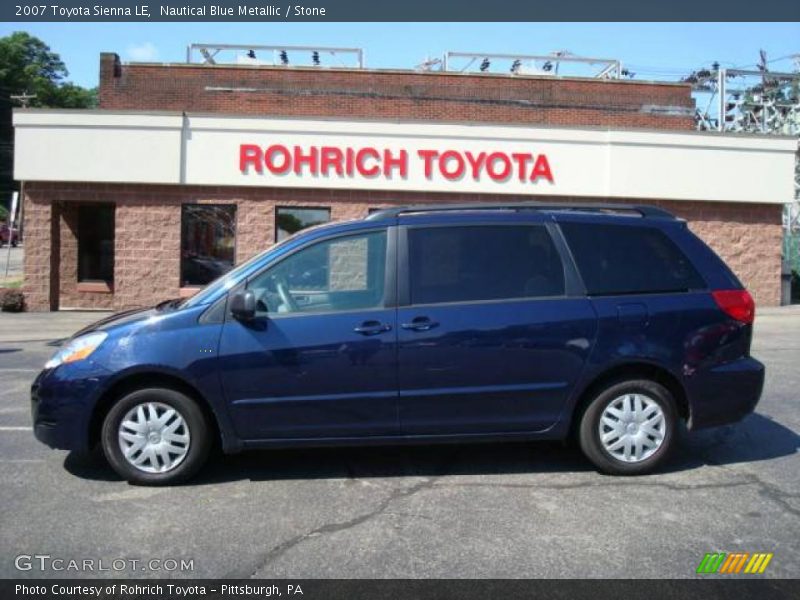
[98,54,695,130]
[21,188,58,311]
[22,182,782,311]
[683,203,783,307]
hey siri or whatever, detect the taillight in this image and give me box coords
[711,289,755,324]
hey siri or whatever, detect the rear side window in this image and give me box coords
[560,222,706,296]
[408,225,565,305]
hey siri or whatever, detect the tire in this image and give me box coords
[101,388,211,485]
[578,379,678,476]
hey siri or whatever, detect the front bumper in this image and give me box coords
[31,364,110,452]
[686,356,765,430]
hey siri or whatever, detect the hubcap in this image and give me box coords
[118,402,190,474]
[598,393,666,463]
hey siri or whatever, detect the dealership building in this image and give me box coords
[13,51,798,311]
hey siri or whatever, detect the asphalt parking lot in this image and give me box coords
[0,308,798,579]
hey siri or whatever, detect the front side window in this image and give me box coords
[181,204,236,287]
[275,207,331,242]
[408,225,565,305]
[249,230,387,315]
[78,204,114,283]
[560,222,706,296]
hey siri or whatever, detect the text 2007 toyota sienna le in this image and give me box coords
[32,203,764,485]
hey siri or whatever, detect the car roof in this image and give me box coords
[290,202,680,240]
[366,202,676,222]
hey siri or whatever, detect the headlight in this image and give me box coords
[44,332,108,370]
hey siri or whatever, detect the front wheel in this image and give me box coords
[101,388,211,485]
[578,379,678,475]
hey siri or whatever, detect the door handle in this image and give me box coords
[353,321,392,336]
[401,317,439,332]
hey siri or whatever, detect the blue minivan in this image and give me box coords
[32,203,764,484]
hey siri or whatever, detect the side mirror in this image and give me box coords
[230,290,256,321]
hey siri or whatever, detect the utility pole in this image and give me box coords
[8,93,35,246]
[9,93,35,108]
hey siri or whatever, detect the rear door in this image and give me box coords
[396,217,597,435]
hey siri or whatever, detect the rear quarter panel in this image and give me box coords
[571,291,754,429]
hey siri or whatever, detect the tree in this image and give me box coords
[48,83,98,108]
[0,31,97,108]
[0,32,97,215]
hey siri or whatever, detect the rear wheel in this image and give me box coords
[101,388,211,485]
[578,379,677,475]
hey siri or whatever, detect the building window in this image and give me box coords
[180,204,236,287]
[275,207,331,242]
[78,204,114,284]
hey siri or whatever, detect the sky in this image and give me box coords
[0,22,797,89]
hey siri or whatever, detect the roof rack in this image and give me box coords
[365,202,676,221]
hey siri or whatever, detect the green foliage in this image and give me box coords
[0,31,96,108]
[0,32,97,205]
[49,83,97,108]
[0,204,7,221]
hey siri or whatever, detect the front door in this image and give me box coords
[397,222,596,435]
[219,228,399,440]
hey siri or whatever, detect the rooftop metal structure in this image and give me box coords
[185,44,628,81]
[685,53,800,278]
[689,68,800,135]
[442,51,625,79]
[366,202,675,221]
[186,43,365,69]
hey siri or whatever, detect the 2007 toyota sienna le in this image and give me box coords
[32,202,764,485]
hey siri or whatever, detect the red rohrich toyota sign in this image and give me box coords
[239,144,554,183]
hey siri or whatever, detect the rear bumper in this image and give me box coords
[686,356,765,430]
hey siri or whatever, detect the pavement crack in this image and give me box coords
[742,472,800,518]
[431,478,759,492]
[238,472,773,578]
[696,442,800,518]
[240,449,468,578]
[242,477,436,578]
